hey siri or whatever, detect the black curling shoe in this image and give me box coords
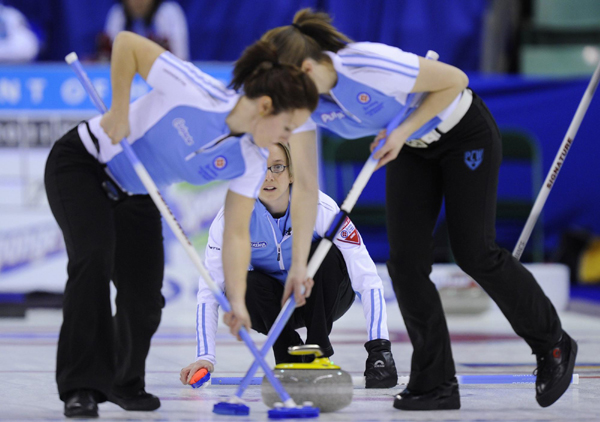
[535,331,578,407]
[108,389,160,411]
[393,377,460,410]
[64,389,99,418]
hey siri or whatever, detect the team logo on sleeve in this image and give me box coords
[213,156,227,170]
[464,149,484,170]
[357,92,371,104]
[336,217,361,245]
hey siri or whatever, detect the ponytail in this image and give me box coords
[230,40,318,114]
[292,9,351,54]
[261,8,352,67]
[230,41,279,92]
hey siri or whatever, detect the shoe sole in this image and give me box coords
[108,397,161,411]
[393,396,461,411]
[366,379,399,389]
[536,337,578,408]
[64,410,99,418]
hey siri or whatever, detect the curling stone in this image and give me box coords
[261,345,353,413]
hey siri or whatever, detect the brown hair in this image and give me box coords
[276,142,293,179]
[230,40,318,114]
[261,8,352,67]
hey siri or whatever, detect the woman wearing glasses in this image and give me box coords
[180,142,398,389]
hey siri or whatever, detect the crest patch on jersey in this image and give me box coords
[464,149,484,170]
[213,156,227,170]
[357,92,371,104]
[337,217,361,245]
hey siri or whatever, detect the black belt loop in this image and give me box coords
[83,121,100,155]
[79,121,126,200]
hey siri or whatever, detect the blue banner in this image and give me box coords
[0,63,232,111]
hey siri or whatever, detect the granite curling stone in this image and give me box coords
[261,345,353,413]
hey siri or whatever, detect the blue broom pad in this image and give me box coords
[268,406,320,419]
[213,402,250,415]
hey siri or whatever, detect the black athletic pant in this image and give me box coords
[44,127,165,401]
[385,91,563,393]
[245,242,355,364]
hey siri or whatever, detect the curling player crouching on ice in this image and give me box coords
[180,142,398,389]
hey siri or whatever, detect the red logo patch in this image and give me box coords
[357,92,371,104]
[336,217,361,245]
[213,156,227,169]
[553,348,561,359]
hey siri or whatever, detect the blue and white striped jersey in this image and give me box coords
[295,42,461,139]
[194,191,389,366]
[78,51,267,198]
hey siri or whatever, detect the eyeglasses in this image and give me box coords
[267,164,288,174]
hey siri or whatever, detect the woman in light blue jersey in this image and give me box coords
[180,143,398,389]
[260,8,576,412]
[44,32,318,419]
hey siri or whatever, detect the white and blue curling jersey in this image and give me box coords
[194,191,390,366]
[296,42,461,140]
[77,51,267,199]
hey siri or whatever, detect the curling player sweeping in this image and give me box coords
[260,8,581,411]
[52,31,319,418]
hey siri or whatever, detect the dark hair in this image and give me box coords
[261,8,352,67]
[230,40,319,114]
